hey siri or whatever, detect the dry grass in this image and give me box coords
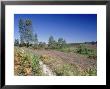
[14,47,97,76]
[14,47,43,76]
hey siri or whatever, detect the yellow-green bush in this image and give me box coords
[14,48,43,76]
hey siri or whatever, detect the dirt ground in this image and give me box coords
[22,47,97,71]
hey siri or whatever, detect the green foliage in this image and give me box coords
[34,33,38,44]
[14,48,43,76]
[25,19,32,26]
[48,36,56,49]
[56,46,75,53]
[14,39,19,46]
[76,44,97,59]
[53,63,96,76]
[32,44,38,49]
[81,67,97,76]
[48,36,67,49]
[54,64,79,76]
[57,38,66,48]
[19,19,25,44]
[18,18,38,47]
[31,55,43,76]
[38,42,47,49]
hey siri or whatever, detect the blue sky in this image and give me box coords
[14,14,97,43]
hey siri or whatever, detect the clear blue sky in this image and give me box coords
[14,14,97,43]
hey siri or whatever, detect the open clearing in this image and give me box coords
[23,47,96,70]
[14,46,97,76]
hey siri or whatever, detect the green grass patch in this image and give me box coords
[54,64,79,76]
[75,44,97,59]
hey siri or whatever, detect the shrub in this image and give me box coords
[82,67,97,76]
[76,44,97,59]
[40,55,51,64]
[32,44,38,49]
[31,55,43,75]
[14,48,43,76]
[54,64,79,76]
[38,42,47,49]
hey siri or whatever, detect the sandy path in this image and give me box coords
[39,61,55,76]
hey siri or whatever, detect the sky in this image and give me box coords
[14,14,97,43]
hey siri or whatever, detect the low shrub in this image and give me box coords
[40,55,52,64]
[54,64,79,76]
[14,48,43,76]
[31,55,43,76]
[81,67,97,76]
[76,44,97,59]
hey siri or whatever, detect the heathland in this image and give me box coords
[14,18,97,76]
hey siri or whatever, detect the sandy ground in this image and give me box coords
[39,61,55,76]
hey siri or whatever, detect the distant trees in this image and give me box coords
[91,41,96,45]
[48,36,67,49]
[38,42,47,49]
[32,33,39,49]
[15,18,67,49]
[48,36,56,49]
[34,33,38,45]
[58,38,66,48]
[14,39,19,46]
[84,41,97,45]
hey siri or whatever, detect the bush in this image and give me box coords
[82,67,97,76]
[76,44,97,59]
[40,55,51,64]
[38,42,47,49]
[54,64,79,76]
[14,48,43,76]
[31,55,43,75]
[32,44,38,49]
[88,54,97,60]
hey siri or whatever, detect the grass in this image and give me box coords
[54,64,97,76]
[14,47,97,76]
[39,54,97,76]
[14,47,43,76]
[75,44,97,59]
[55,46,75,52]
[31,55,43,76]
[55,44,97,60]
[81,67,97,76]
[54,64,79,76]
[40,54,80,76]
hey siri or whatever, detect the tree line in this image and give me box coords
[14,19,67,49]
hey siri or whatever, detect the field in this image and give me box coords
[14,14,97,76]
[14,44,97,76]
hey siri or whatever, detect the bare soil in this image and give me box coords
[22,47,97,71]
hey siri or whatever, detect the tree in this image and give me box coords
[91,41,95,45]
[34,33,38,44]
[14,39,19,46]
[38,42,46,49]
[58,38,66,48]
[48,36,55,48]
[58,38,63,48]
[19,19,25,45]
[18,18,34,47]
[24,19,33,45]
[48,36,54,44]
[62,40,66,47]
[32,33,38,49]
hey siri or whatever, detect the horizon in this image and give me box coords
[14,14,97,43]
